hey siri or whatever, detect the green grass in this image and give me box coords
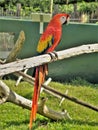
[0,79,98,130]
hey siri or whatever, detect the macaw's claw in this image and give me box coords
[48,51,58,61]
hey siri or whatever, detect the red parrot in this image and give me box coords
[29,13,69,129]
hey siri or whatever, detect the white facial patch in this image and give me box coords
[60,16,67,24]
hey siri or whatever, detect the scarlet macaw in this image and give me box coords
[29,13,69,129]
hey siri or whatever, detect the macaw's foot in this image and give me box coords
[48,51,58,61]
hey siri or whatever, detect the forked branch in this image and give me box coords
[0,80,71,120]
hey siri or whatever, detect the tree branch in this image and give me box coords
[6,31,25,63]
[0,80,71,120]
[15,71,98,112]
[0,43,98,76]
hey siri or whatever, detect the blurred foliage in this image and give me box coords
[59,1,98,14]
[0,0,50,13]
[54,0,98,4]
[0,0,98,15]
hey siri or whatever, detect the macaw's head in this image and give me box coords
[52,13,70,25]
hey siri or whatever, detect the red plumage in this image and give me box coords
[29,13,69,129]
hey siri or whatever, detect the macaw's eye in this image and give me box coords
[60,16,67,24]
[62,16,66,19]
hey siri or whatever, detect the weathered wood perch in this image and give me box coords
[15,69,28,86]
[0,31,72,122]
[15,71,98,112]
[0,80,71,120]
[0,31,98,122]
[0,43,98,76]
[5,31,25,63]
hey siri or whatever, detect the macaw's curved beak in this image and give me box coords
[64,14,70,25]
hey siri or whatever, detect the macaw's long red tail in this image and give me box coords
[29,64,48,129]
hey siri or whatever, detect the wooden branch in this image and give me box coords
[6,31,25,63]
[59,90,69,106]
[0,43,98,76]
[15,72,98,112]
[43,84,98,112]
[0,80,71,120]
[40,77,52,93]
[15,71,61,99]
[15,69,28,86]
[0,80,10,104]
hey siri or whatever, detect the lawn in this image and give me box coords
[0,79,98,130]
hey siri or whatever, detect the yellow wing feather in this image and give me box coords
[37,35,53,53]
